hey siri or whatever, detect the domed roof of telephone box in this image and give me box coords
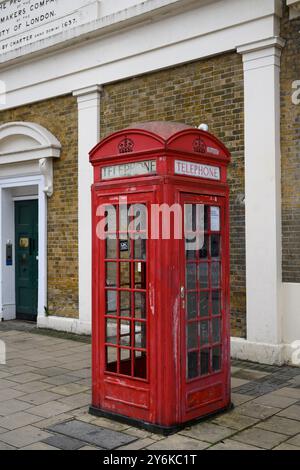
[124,121,193,140]
[90,121,231,163]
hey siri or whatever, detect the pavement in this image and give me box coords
[1,321,300,450]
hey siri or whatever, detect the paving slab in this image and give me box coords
[18,391,63,406]
[232,369,271,381]
[48,420,137,450]
[88,416,130,432]
[8,373,47,384]
[232,427,287,450]
[0,442,17,450]
[13,381,53,393]
[145,435,210,450]
[0,388,26,401]
[57,392,91,409]
[273,387,300,400]
[252,393,298,409]
[231,378,250,388]
[236,402,281,419]
[0,412,43,430]
[212,410,259,430]
[208,439,263,451]
[118,438,155,450]
[256,416,300,436]
[0,399,31,416]
[231,393,253,406]
[28,401,74,418]
[42,374,81,386]
[286,433,300,447]
[49,383,89,396]
[43,434,88,450]
[0,425,52,448]
[277,405,300,421]
[21,442,60,450]
[180,422,235,444]
[273,443,300,450]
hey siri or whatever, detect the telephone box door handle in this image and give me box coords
[180,286,185,299]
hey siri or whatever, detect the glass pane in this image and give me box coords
[200,321,210,347]
[199,291,209,317]
[135,263,146,289]
[104,207,117,234]
[119,204,130,233]
[200,349,210,376]
[135,322,146,349]
[212,346,222,372]
[187,323,198,349]
[106,291,117,316]
[120,239,131,260]
[120,349,131,376]
[211,207,220,232]
[186,242,197,261]
[187,351,198,380]
[120,320,131,346]
[106,347,117,373]
[131,204,147,234]
[106,262,117,287]
[187,292,197,320]
[106,319,118,344]
[211,262,220,288]
[211,235,221,258]
[134,238,146,260]
[186,263,197,290]
[135,292,146,319]
[212,291,221,316]
[204,206,209,232]
[120,262,131,288]
[106,238,117,259]
[120,291,131,317]
[212,317,221,343]
[134,351,147,379]
[199,263,209,288]
[200,235,209,259]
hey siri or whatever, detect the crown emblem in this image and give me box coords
[193,137,207,154]
[118,137,134,154]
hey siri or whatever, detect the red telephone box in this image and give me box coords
[89,122,231,434]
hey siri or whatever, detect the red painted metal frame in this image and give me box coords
[90,123,231,433]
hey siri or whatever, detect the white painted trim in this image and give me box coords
[231,337,300,367]
[13,196,39,202]
[73,85,101,328]
[0,176,47,323]
[0,0,281,111]
[38,315,91,336]
[0,122,61,165]
[238,37,285,346]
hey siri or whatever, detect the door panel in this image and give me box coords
[180,194,230,420]
[15,200,38,322]
[96,192,156,422]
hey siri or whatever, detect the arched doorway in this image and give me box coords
[0,122,61,322]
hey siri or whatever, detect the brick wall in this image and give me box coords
[101,53,246,337]
[281,5,300,283]
[0,95,79,318]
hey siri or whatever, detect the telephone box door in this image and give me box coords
[93,191,157,423]
[180,194,230,422]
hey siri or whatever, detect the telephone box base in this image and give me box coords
[89,404,234,436]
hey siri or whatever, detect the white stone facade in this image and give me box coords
[0,0,299,365]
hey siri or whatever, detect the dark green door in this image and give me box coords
[15,200,38,322]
